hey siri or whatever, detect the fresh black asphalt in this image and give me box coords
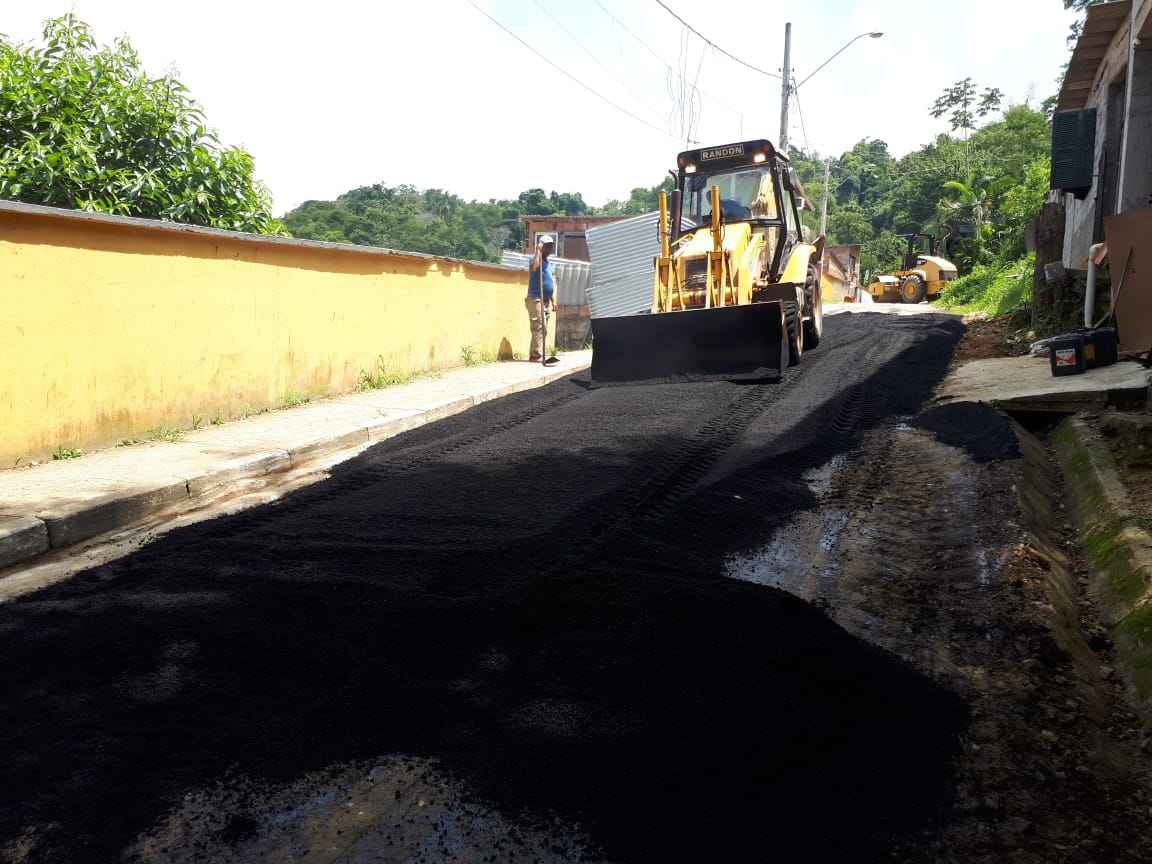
[0,311,971,862]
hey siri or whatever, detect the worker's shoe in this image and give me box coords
[544,356,560,366]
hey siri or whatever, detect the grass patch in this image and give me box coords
[358,355,438,390]
[359,356,414,390]
[118,437,144,447]
[461,345,497,367]
[464,345,537,365]
[51,445,83,460]
[210,416,225,426]
[146,426,183,443]
[281,392,311,409]
[938,254,1034,316]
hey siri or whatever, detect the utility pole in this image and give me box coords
[819,158,831,237]
[778,23,791,152]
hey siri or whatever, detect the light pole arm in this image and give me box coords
[796,31,883,90]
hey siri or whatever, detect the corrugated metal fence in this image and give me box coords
[585,212,694,319]
[502,211,693,325]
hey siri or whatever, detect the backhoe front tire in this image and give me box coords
[784,301,802,366]
[900,275,927,304]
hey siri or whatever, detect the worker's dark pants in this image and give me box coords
[525,297,553,361]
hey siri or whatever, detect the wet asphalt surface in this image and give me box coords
[1,311,972,863]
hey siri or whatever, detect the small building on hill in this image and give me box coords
[520,215,630,261]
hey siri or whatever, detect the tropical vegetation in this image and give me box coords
[0,14,283,234]
[283,83,1051,304]
[2,15,1059,323]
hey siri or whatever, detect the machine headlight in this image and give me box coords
[684,163,697,174]
[752,152,767,163]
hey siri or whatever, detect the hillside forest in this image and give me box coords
[284,90,1051,305]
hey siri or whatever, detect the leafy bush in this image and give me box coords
[939,264,996,306]
[939,254,1034,315]
[0,15,283,234]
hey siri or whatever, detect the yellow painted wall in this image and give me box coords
[0,206,542,465]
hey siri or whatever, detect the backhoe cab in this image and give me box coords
[866,233,959,304]
[591,139,824,385]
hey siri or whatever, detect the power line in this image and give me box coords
[466,0,673,139]
[652,0,782,80]
[667,26,707,146]
[687,38,708,144]
[592,0,744,119]
[791,79,811,155]
[532,0,666,126]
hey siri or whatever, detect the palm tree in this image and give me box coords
[935,174,998,270]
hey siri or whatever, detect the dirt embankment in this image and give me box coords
[950,312,1033,366]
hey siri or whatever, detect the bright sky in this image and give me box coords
[6,0,1078,213]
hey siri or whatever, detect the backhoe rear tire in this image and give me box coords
[802,264,823,350]
[784,301,802,366]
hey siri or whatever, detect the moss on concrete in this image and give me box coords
[1053,417,1152,723]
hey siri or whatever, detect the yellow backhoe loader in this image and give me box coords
[864,233,958,304]
[591,139,824,384]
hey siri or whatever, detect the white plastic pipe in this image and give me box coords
[1085,242,1106,328]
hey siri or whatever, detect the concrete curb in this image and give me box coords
[0,516,49,569]
[1052,417,1152,722]
[0,361,588,573]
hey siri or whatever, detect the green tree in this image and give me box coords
[517,189,553,216]
[835,139,893,211]
[550,191,588,216]
[996,155,1051,260]
[930,78,1004,137]
[827,203,874,246]
[282,183,591,262]
[0,15,282,233]
[596,178,674,216]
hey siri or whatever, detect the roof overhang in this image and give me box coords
[1056,0,1133,112]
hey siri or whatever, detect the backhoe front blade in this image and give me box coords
[590,302,787,386]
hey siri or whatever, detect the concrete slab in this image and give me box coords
[0,515,49,568]
[937,356,1150,412]
[0,351,591,572]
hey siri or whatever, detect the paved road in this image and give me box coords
[0,310,969,863]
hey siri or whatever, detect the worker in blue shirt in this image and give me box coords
[527,234,559,365]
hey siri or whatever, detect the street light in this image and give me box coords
[796,32,884,91]
[779,29,883,152]
[774,29,884,236]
